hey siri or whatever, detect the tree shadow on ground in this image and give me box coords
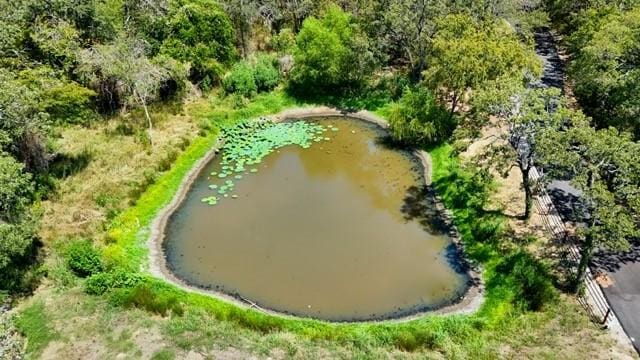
[0,238,45,295]
[592,241,640,273]
[48,149,93,180]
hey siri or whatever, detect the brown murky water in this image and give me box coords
[164,117,469,321]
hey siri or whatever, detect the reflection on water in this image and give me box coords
[164,117,469,321]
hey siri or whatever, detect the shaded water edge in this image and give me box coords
[147,107,484,323]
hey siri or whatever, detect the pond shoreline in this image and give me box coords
[147,106,484,323]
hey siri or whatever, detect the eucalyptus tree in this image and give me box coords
[539,115,640,290]
[380,0,443,79]
[223,0,260,58]
[77,37,172,145]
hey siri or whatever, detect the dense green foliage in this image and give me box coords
[425,14,541,116]
[159,0,236,89]
[289,5,376,94]
[222,61,258,97]
[0,0,236,291]
[65,240,103,278]
[253,55,281,91]
[539,111,640,288]
[387,87,453,145]
[566,6,640,137]
[222,55,280,97]
[0,154,39,293]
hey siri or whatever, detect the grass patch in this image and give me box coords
[15,301,59,357]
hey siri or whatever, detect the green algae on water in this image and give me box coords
[201,119,328,205]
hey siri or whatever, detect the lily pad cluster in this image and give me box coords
[201,119,336,205]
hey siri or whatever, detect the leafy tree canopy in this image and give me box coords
[289,4,377,94]
[425,14,541,117]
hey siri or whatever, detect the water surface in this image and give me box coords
[164,117,469,321]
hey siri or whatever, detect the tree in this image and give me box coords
[0,153,34,223]
[161,0,236,89]
[424,14,540,119]
[567,6,640,138]
[539,115,640,290]
[77,37,172,145]
[387,87,453,145]
[0,153,39,292]
[478,87,564,220]
[379,0,444,79]
[289,4,376,94]
[223,0,259,58]
[0,69,52,172]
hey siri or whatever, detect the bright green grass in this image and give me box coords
[15,301,59,357]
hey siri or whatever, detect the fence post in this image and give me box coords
[602,308,611,325]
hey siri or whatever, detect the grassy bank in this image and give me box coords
[15,92,625,358]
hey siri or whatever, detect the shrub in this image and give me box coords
[289,5,377,94]
[269,28,295,54]
[65,240,103,277]
[388,87,454,145]
[112,282,184,316]
[253,55,280,92]
[492,251,556,311]
[222,62,257,98]
[160,0,236,88]
[84,268,143,295]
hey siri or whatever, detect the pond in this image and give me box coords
[163,117,470,321]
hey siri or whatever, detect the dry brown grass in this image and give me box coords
[40,102,203,244]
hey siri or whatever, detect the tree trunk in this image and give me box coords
[136,90,154,147]
[449,92,459,120]
[574,168,596,292]
[522,167,532,221]
[574,230,594,293]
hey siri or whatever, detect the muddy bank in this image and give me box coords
[147,107,484,322]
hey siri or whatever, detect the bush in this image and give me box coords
[222,62,257,97]
[84,268,143,295]
[289,5,377,94]
[159,0,236,88]
[492,251,556,311]
[65,240,103,277]
[269,28,295,54]
[112,282,183,316]
[388,87,455,145]
[253,55,280,92]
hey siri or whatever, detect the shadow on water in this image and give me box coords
[400,185,471,276]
